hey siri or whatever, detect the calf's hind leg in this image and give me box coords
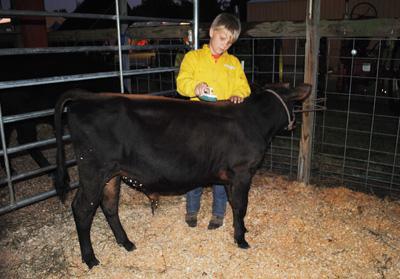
[72,186,101,269]
[101,176,135,251]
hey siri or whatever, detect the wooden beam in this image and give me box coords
[43,18,400,44]
[243,18,400,37]
[318,18,400,38]
[297,0,320,184]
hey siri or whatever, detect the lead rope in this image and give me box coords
[265,89,295,131]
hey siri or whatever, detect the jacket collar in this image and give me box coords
[202,44,228,59]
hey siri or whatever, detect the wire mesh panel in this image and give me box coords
[231,36,399,199]
[316,37,400,198]
[232,37,307,179]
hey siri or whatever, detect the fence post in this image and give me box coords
[297,0,320,183]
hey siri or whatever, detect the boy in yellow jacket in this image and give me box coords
[176,13,251,229]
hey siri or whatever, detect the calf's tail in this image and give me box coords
[54,90,78,202]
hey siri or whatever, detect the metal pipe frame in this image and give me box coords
[0,44,189,56]
[0,104,15,205]
[0,181,79,215]
[0,159,76,186]
[2,109,54,124]
[0,67,177,90]
[0,135,70,157]
[0,9,191,24]
[193,0,199,49]
[0,1,196,215]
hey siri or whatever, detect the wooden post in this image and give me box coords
[14,0,48,48]
[297,0,320,183]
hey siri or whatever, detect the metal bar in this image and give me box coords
[0,159,76,186]
[158,51,162,90]
[319,151,400,170]
[0,67,177,90]
[365,40,382,191]
[0,103,15,205]
[320,125,399,138]
[0,181,79,216]
[169,40,174,88]
[321,38,335,181]
[251,38,255,83]
[322,108,399,120]
[272,38,276,83]
[389,117,400,193]
[3,109,54,124]
[0,45,188,56]
[0,9,189,23]
[341,38,356,183]
[193,0,199,50]
[289,38,300,177]
[319,144,398,160]
[115,0,124,93]
[120,0,132,93]
[293,38,299,87]
[319,173,400,190]
[128,21,191,27]
[0,135,70,157]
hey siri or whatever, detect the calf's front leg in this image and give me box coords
[229,176,251,248]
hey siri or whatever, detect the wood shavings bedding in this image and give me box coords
[1,174,399,278]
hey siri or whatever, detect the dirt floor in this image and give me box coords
[1,173,400,279]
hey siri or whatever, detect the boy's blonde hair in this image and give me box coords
[210,13,241,43]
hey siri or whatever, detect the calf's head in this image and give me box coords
[254,83,311,132]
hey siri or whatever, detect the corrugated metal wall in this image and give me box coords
[247,0,400,22]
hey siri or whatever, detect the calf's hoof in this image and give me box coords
[119,240,136,251]
[83,255,100,269]
[235,239,250,249]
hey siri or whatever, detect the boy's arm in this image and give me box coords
[233,58,251,98]
[176,52,198,98]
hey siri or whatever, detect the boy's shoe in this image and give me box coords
[207,215,224,230]
[185,213,198,227]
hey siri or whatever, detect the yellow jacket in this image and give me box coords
[176,44,251,101]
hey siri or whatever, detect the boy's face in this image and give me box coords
[209,27,234,55]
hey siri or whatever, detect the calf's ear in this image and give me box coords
[288,83,312,102]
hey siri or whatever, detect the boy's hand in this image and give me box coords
[195,82,208,97]
[229,95,244,104]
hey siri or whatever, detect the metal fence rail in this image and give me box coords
[0,4,192,215]
[0,9,189,23]
[0,67,178,90]
[0,44,188,56]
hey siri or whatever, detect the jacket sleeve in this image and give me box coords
[233,57,251,98]
[176,51,198,98]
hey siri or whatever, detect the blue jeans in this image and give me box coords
[186,185,227,217]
